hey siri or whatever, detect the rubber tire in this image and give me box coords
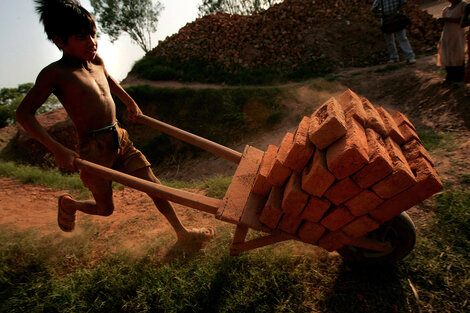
[338,212,416,264]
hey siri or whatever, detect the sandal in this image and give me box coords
[57,194,76,232]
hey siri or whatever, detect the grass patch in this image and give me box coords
[458,173,470,185]
[417,129,457,152]
[0,160,88,198]
[0,226,332,313]
[130,55,334,85]
[165,175,232,199]
[400,189,470,312]
[0,160,230,200]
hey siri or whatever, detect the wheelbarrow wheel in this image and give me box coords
[338,212,416,264]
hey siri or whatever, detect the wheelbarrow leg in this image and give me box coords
[229,226,294,256]
[230,225,249,256]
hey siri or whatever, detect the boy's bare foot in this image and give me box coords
[57,194,76,232]
[177,228,215,243]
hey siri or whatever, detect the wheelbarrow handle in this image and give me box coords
[136,115,242,164]
[74,158,221,215]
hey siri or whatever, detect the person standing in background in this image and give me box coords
[371,0,416,64]
[437,0,468,84]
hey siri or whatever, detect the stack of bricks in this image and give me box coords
[255,89,442,251]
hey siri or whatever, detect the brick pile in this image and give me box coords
[256,89,442,251]
[149,0,440,74]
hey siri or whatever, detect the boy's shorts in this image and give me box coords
[77,124,151,194]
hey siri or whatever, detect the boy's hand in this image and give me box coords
[53,146,79,172]
[127,103,143,122]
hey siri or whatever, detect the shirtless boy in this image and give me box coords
[16,0,213,242]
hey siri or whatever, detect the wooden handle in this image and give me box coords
[136,114,242,164]
[74,158,221,215]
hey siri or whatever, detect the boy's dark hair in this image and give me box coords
[35,0,96,44]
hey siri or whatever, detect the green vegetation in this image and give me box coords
[90,0,164,53]
[130,55,334,85]
[417,128,458,152]
[115,85,285,165]
[0,161,88,197]
[0,83,60,127]
[166,175,232,199]
[0,160,231,200]
[402,189,470,312]
[198,0,282,16]
[0,226,328,313]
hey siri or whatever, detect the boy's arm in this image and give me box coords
[15,68,78,171]
[103,63,142,121]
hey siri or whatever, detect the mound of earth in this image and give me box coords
[147,0,440,76]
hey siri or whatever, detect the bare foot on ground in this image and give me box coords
[177,227,215,243]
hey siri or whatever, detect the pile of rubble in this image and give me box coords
[249,89,442,251]
[149,0,440,74]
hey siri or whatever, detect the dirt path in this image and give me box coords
[0,176,226,257]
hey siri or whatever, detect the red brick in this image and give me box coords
[281,117,315,172]
[281,172,309,215]
[361,98,387,136]
[277,132,294,165]
[386,136,409,164]
[342,215,380,238]
[278,213,303,234]
[326,118,369,179]
[370,157,443,222]
[266,144,292,186]
[345,189,384,216]
[372,137,417,199]
[324,177,362,206]
[298,221,326,244]
[392,111,416,131]
[301,149,335,197]
[320,205,355,231]
[317,230,351,251]
[300,196,331,222]
[308,97,347,149]
[252,172,271,196]
[252,146,277,196]
[351,129,394,188]
[259,186,283,229]
[402,139,434,166]
[218,145,264,224]
[398,123,421,144]
[338,89,367,125]
[376,107,405,145]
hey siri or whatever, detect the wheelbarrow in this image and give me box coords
[73,113,420,264]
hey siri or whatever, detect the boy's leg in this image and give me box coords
[130,166,214,243]
[59,172,116,223]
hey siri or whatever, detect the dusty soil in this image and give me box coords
[1,0,469,256]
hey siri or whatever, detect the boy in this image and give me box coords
[16,0,213,242]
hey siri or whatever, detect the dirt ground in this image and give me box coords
[1,0,469,255]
